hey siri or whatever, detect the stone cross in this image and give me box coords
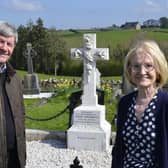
[71,34,109,106]
[24,43,36,74]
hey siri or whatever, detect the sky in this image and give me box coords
[1,0,168,30]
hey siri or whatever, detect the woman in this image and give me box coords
[112,40,168,168]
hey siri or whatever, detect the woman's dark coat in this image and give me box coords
[112,89,168,168]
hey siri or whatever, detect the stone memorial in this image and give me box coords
[67,34,111,152]
[122,74,135,95]
[23,43,40,94]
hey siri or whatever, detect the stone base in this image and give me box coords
[23,73,40,95]
[24,88,40,95]
[67,105,111,152]
[26,129,66,142]
[23,92,54,99]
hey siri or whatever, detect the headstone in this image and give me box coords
[23,43,40,94]
[122,74,135,95]
[111,80,122,102]
[67,34,111,152]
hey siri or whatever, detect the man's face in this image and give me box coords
[0,35,15,65]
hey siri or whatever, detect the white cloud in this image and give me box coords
[166,0,168,8]
[146,0,158,7]
[10,0,44,11]
[144,0,162,12]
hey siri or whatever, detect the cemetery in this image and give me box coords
[0,0,168,164]
[18,23,168,167]
[23,33,119,168]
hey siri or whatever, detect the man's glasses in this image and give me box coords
[130,63,155,72]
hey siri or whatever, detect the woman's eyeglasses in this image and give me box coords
[130,63,155,72]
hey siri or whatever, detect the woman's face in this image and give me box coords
[129,52,157,89]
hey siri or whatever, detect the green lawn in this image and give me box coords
[25,88,78,130]
[24,86,118,131]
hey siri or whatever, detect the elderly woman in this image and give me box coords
[112,40,168,168]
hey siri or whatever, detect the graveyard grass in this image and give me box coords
[25,88,117,131]
[19,70,119,131]
[25,88,75,130]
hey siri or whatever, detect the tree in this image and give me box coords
[12,18,50,73]
[45,29,68,75]
[160,17,168,28]
[11,25,28,70]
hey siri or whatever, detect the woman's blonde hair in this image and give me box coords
[124,40,168,88]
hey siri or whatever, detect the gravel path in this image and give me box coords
[25,140,112,168]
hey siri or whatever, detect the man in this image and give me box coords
[0,21,26,168]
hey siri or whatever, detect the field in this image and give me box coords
[59,28,168,52]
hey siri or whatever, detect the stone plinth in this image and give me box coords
[23,73,40,95]
[67,105,111,152]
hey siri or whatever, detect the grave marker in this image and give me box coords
[67,34,111,152]
[23,43,40,94]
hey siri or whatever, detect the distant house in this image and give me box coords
[143,19,160,27]
[121,22,141,30]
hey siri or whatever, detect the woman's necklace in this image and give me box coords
[135,100,149,121]
[135,90,157,121]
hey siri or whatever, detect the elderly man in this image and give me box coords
[0,21,26,168]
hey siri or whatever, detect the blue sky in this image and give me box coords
[1,0,168,29]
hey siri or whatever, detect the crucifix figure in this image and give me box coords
[71,34,109,106]
[24,43,37,74]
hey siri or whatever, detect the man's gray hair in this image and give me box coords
[0,21,18,43]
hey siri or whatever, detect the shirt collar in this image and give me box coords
[0,64,6,73]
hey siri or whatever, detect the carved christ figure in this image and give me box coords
[71,34,109,106]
